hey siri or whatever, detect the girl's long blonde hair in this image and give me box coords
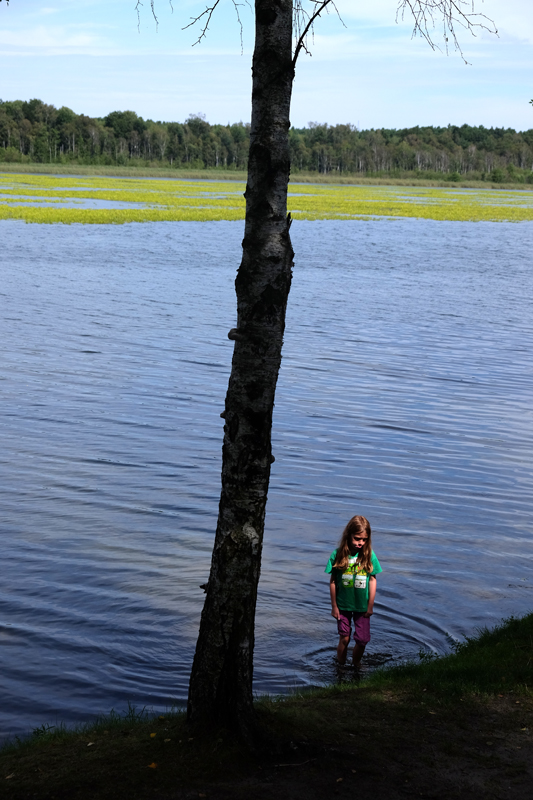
[333,515,373,574]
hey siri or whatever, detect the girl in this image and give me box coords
[325,515,382,667]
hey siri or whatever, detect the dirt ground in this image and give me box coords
[3,693,531,800]
[166,695,533,800]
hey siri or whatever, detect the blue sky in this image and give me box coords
[0,0,531,130]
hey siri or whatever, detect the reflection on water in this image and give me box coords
[0,218,532,739]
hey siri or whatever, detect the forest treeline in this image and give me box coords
[1,98,533,182]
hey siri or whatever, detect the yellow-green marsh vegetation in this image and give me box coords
[1,172,533,224]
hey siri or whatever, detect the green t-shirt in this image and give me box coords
[325,550,382,612]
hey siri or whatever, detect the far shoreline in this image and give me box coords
[1,161,531,191]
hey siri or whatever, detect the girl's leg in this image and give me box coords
[352,642,366,667]
[337,635,350,665]
[352,614,371,667]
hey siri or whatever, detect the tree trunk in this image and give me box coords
[187,0,294,741]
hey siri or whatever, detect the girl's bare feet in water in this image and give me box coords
[352,643,366,668]
[335,657,354,671]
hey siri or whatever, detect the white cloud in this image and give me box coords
[0,25,106,53]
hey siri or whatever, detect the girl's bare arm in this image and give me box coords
[365,575,377,617]
[329,575,340,619]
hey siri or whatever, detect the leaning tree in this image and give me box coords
[134,0,497,742]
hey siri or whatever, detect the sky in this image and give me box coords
[0,0,531,130]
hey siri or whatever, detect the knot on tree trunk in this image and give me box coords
[228,328,245,341]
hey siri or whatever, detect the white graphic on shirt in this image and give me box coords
[341,556,367,590]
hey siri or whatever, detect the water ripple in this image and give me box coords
[0,218,532,739]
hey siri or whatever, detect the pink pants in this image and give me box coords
[337,610,371,645]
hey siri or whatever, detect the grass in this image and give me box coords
[1,613,532,799]
[367,614,533,699]
[0,163,247,182]
[1,172,533,225]
[0,161,531,191]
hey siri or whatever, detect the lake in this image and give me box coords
[1,217,532,740]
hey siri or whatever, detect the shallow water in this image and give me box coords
[1,195,149,210]
[1,218,532,740]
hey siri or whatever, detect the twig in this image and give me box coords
[183,0,246,52]
[135,0,173,32]
[293,0,344,67]
[183,1,222,44]
[398,0,498,64]
[135,1,158,32]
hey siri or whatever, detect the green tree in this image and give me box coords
[104,110,145,141]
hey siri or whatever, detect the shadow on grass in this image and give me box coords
[1,614,532,800]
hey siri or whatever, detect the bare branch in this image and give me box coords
[135,1,159,32]
[293,0,496,66]
[135,1,173,32]
[137,0,496,63]
[182,0,245,50]
[398,0,498,62]
[293,0,345,67]
[182,1,222,45]
[232,1,245,55]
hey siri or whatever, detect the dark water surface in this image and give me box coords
[1,218,532,740]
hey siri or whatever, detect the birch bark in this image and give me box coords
[187,0,295,739]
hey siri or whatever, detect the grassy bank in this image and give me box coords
[2,614,532,799]
[0,161,530,191]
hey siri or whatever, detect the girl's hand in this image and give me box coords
[364,608,374,618]
[331,606,340,620]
